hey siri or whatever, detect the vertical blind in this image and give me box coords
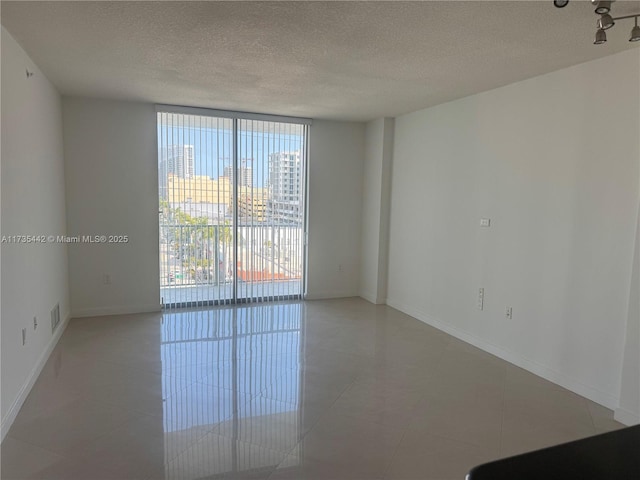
[157,107,309,308]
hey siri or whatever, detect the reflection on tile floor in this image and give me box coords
[1,298,624,479]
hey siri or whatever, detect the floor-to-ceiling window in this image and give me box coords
[157,107,309,307]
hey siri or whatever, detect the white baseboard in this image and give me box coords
[386,297,620,410]
[1,312,71,442]
[359,291,386,305]
[614,407,640,426]
[72,304,161,318]
[304,292,359,300]
[359,290,377,304]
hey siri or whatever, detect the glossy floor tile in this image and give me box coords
[1,298,624,480]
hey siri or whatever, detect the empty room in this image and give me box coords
[1,1,639,479]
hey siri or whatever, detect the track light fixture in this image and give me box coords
[594,28,607,44]
[554,1,640,45]
[592,1,613,15]
[594,13,640,44]
[630,18,640,42]
[597,13,615,30]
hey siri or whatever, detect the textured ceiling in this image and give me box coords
[2,1,639,121]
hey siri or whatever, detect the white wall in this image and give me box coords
[62,106,364,311]
[360,118,393,303]
[387,48,640,411]
[616,204,640,425]
[1,27,70,437]
[62,97,160,317]
[306,120,365,299]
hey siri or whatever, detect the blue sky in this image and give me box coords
[158,121,303,188]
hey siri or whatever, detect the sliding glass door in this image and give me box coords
[236,119,306,302]
[157,109,308,308]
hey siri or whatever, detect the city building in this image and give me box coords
[159,144,194,179]
[268,151,303,222]
[166,174,232,205]
[236,187,269,222]
[223,160,253,187]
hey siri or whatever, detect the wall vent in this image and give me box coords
[50,303,60,333]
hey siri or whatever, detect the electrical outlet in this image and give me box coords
[33,316,38,330]
[477,288,484,311]
[480,218,491,227]
[103,274,111,285]
[505,307,513,319]
[338,264,343,273]
[22,328,27,346]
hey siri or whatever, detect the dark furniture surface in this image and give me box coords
[467,424,640,480]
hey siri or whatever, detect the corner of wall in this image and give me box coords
[359,117,394,306]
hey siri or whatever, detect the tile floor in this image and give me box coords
[1,298,624,480]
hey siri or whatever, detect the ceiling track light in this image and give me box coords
[593,1,614,15]
[597,13,615,30]
[596,13,640,44]
[630,17,640,42]
[554,2,640,45]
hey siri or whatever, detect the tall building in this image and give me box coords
[223,160,253,187]
[268,151,302,223]
[159,145,195,200]
[161,144,195,177]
